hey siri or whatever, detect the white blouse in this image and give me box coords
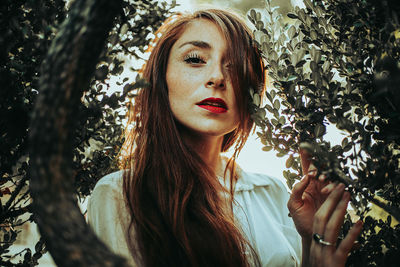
[87,169,302,266]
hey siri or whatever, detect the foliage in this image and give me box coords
[249,0,400,265]
[0,0,173,265]
[194,0,266,15]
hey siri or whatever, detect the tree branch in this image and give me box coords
[29,0,129,266]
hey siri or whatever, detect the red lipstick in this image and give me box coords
[196,98,228,114]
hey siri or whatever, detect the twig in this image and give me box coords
[3,175,29,212]
[0,205,31,222]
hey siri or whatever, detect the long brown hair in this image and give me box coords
[121,9,265,267]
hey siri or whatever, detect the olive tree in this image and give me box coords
[248,0,400,265]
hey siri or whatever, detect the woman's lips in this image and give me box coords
[196,98,228,113]
[198,105,227,113]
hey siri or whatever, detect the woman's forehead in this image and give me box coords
[174,19,227,47]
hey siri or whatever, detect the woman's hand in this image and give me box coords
[287,150,330,240]
[309,183,363,267]
[287,150,363,266]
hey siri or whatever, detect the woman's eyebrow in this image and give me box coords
[178,40,211,49]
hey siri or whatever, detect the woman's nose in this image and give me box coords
[206,64,225,89]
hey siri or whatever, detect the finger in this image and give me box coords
[304,175,330,209]
[310,240,323,266]
[318,173,327,182]
[323,191,351,245]
[299,149,312,175]
[313,183,345,235]
[287,175,310,213]
[311,184,345,265]
[335,220,363,262]
[315,174,330,194]
[290,175,310,201]
[321,182,337,195]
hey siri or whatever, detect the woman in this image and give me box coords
[87,8,362,267]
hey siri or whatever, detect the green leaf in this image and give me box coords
[259,108,266,118]
[120,23,129,35]
[288,25,296,39]
[310,61,318,71]
[253,93,261,106]
[277,152,286,157]
[273,99,281,110]
[250,9,256,20]
[95,65,109,80]
[256,11,261,21]
[343,144,352,152]
[322,60,331,72]
[266,91,273,102]
[249,87,255,97]
[304,0,313,10]
[283,170,289,179]
[270,90,276,99]
[314,123,326,137]
[295,60,306,68]
[265,104,274,113]
[279,116,285,125]
[310,30,318,40]
[341,137,349,148]
[262,146,273,152]
[286,154,295,168]
[256,21,264,30]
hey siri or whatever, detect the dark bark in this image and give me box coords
[28,0,128,266]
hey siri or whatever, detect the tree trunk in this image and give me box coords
[29,0,128,266]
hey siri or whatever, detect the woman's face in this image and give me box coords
[166,19,240,139]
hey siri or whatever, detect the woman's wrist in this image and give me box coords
[301,237,311,267]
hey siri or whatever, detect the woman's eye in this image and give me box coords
[184,53,206,65]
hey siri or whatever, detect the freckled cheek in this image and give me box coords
[168,70,198,102]
[167,82,193,116]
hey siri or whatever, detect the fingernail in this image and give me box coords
[318,175,326,182]
[342,191,350,201]
[337,183,345,190]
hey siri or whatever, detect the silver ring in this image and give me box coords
[313,233,335,246]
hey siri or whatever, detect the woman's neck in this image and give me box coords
[181,131,224,177]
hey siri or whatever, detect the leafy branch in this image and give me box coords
[249,0,400,265]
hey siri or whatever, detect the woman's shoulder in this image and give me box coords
[89,170,126,206]
[235,169,288,193]
[93,169,125,191]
